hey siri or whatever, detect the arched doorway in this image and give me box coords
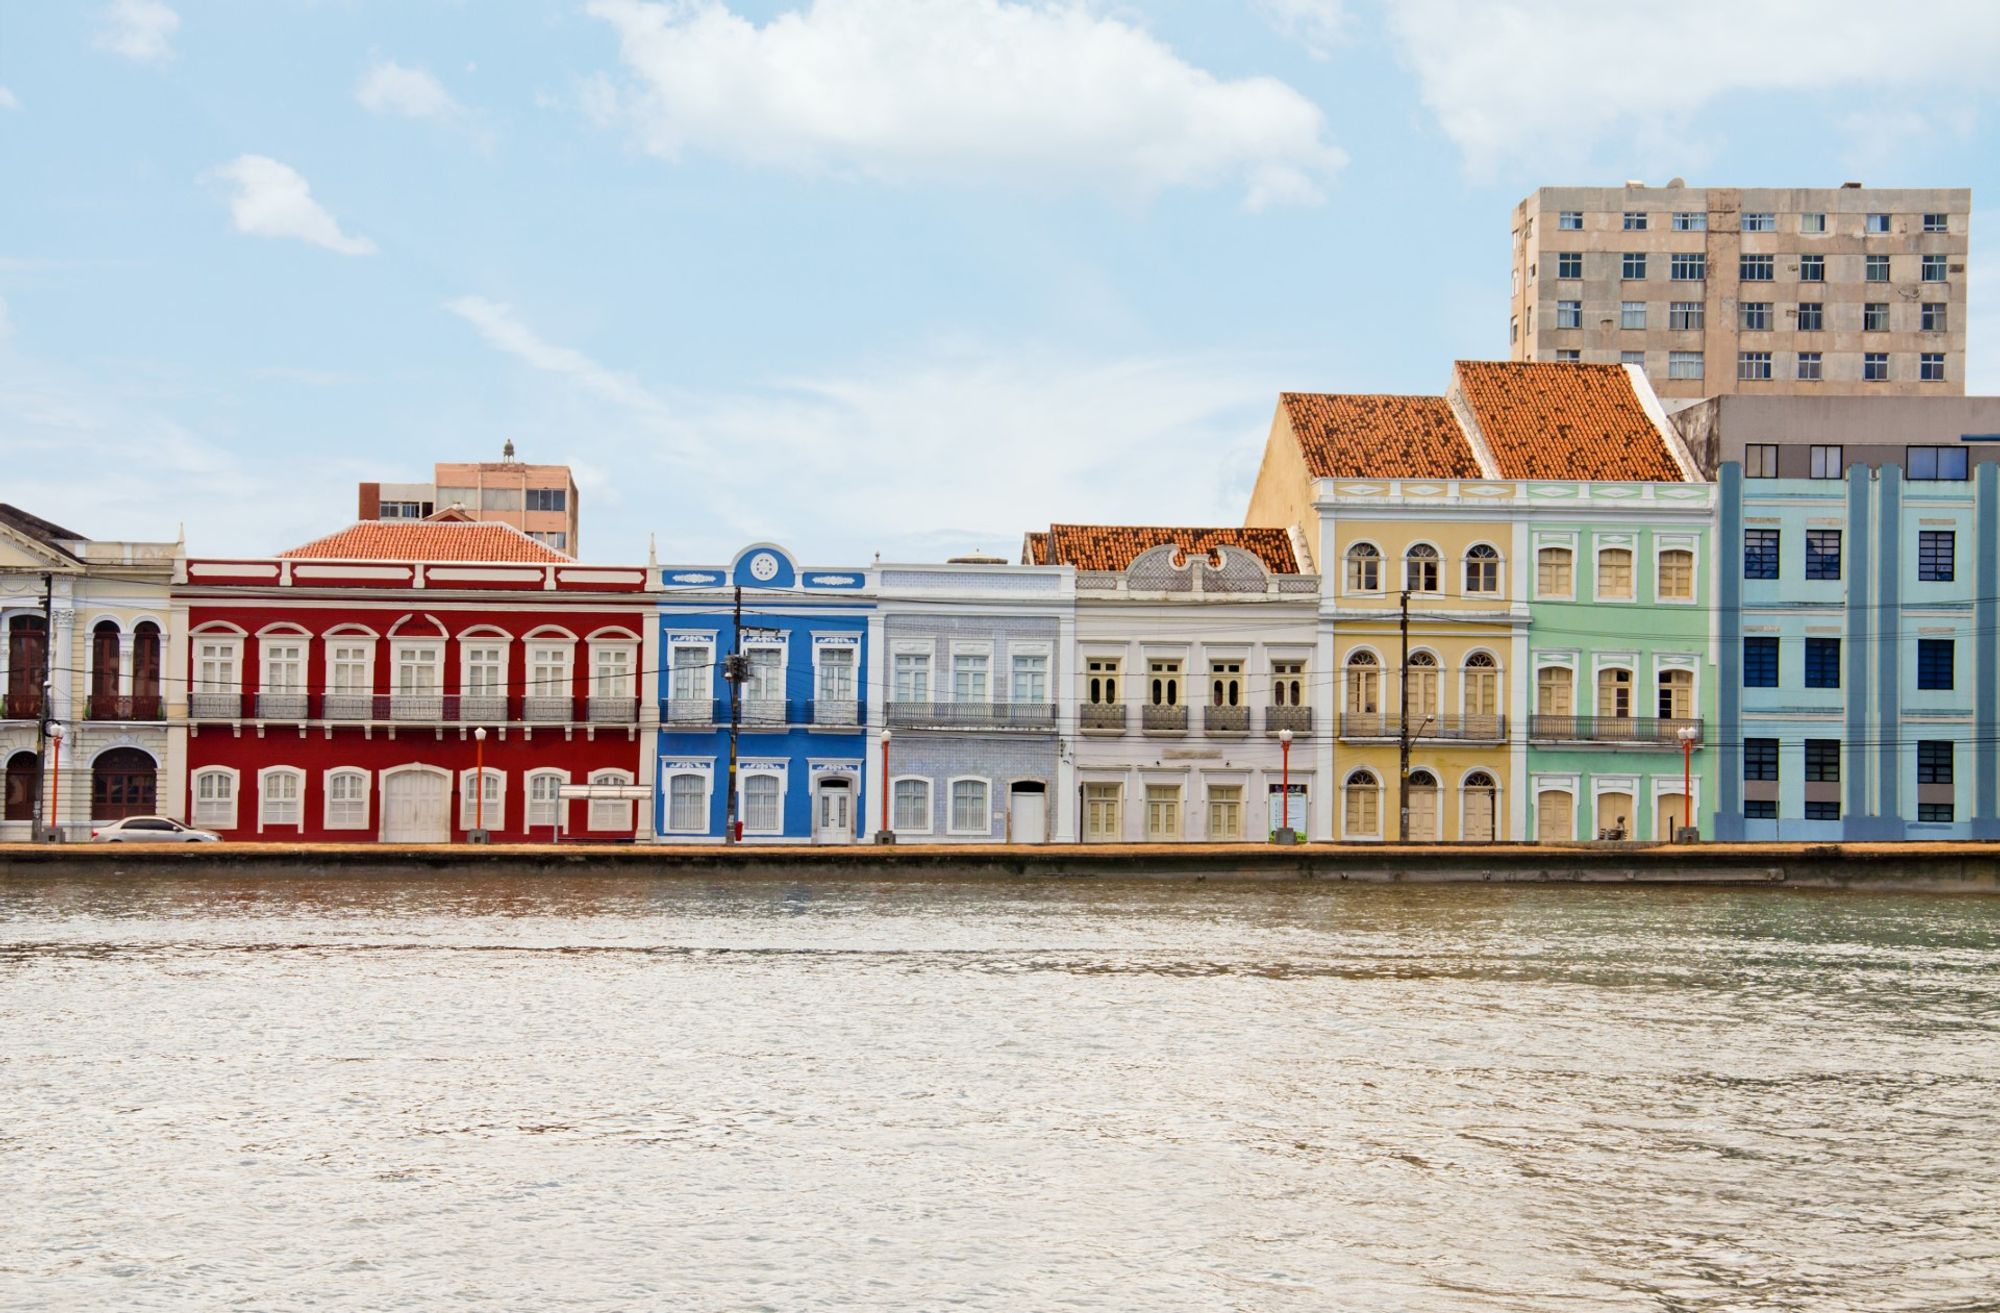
[382,767,450,843]
[1462,771,1498,842]
[5,750,39,821]
[91,747,156,821]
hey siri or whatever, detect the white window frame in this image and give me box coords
[327,637,374,698]
[458,634,512,700]
[1344,541,1383,595]
[257,634,308,694]
[1620,300,1645,330]
[393,639,445,695]
[663,770,710,835]
[892,644,934,703]
[1655,539,1699,606]
[523,639,574,700]
[1008,643,1051,705]
[588,769,635,833]
[457,767,506,831]
[589,640,638,699]
[949,643,992,704]
[191,766,239,829]
[740,771,785,835]
[526,768,569,832]
[1534,538,1576,601]
[1596,543,1636,603]
[324,767,370,831]
[813,639,859,703]
[1144,780,1183,841]
[257,766,305,832]
[668,640,715,703]
[1462,543,1503,595]
[947,776,992,836]
[194,635,243,692]
[891,775,933,835]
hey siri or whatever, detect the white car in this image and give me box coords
[90,816,222,843]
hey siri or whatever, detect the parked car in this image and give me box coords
[89,816,221,843]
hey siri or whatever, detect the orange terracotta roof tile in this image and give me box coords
[1278,393,1480,479]
[1033,524,1300,573]
[278,521,573,563]
[1453,360,1686,481]
[1022,532,1050,565]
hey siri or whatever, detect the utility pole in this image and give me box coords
[1398,587,1411,843]
[31,572,51,840]
[722,584,747,844]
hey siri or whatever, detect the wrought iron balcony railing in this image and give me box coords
[663,697,721,727]
[587,696,639,724]
[1141,704,1189,732]
[885,701,1054,730]
[1203,704,1249,733]
[809,698,862,728]
[85,693,165,721]
[521,695,574,724]
[1265,705,1313,736]
[1080,703,1125,731]
[1529,715,1702,745]
[1338,712,1505,741]
[188,690,243,720]
[256,691,310,720]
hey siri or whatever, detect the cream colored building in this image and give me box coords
[1510,183,1970,402]
[1,505,187,841]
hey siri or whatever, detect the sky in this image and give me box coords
[3,0,1999,565]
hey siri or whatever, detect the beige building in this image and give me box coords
[1510,182,1970,403]
[358,442,579,555]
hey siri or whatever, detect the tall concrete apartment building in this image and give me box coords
[356,442,580,555]
[1510,182,1969,404]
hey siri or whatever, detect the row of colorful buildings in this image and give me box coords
[5,361,1996,845]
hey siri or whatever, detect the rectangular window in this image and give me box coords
[1671,252,1705,281]
[1086,657,1119,706]
[1917,639,1954,690]
[670,646,711,703]
[525,488,567,512]
[1921,353,1946,381]
[326,772,368,829]
[1919,803,1956,824]
[742,774,781,833]
[1537,546,1573,596]
[1207,785,1242,841]
[261,772,301,827]
[1798,254,1824,282]
[1742,637,1779,687]
[1556,300,1581,329]
[1555,349,1581,362]
[893,651,931,701]
[1866,213,1891,234]
[1557,251,1582,278]
[1804,801,1841,821]
[1622,252,1647,280]
[1620,350,1645,366]
[1084,782,1121,840]
[1809,445,1842,479]
[1743,445,1780,479]
[1918,740,1953,784]
[1271,661,1305,708]
[262,642,304,693]
[667,773,705,832]
[1908,446,1969,481]
[463,644,505,697]
[1667,351,1703,380]
[1864,302,1889,331]
[1922,302,1946,332]
[1805,739,1841,783]
[1922,254,1947,282]
[1797,352,1822,381]
[1744,800,1779,819]
[1864,353,1889,381]
[892,779,930,831]
[1923,212,1948,233]
[1866,254,1890,281]
[950,651,989,703]
[1796,302,1822,331]
[1144,783,1181,840]
[398,645,442,695]
[1596,547,1633,600]
[1740,302,1771,331]
[1805,637,1841,688]
[1743,738,1779,781]
[817,645,856,702]
[1657,548,1694,601]
[1010,652,1047,704]
[1558,210,1582,230]
[1741,212,1774,232]
[1673,211,1705,230]
[951,779,990,833]
[1737,351,1772,380]
[1744,528,1780,577]
[330,643,370,694]
[1209,660,1242,708]
[1805,529,1841,581]
[742,647,783,705]
[1622,211,1647,230]
[1800,212,1827,234]
[1669,300,1704,330]
[1148,659,1181,707]
[1621,300,1646,329]
[591,647,633,699]
[1918,530,1955,581]
[1740,254,1773,281]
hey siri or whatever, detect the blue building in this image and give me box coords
[1716,456,2000,840]
[654,544,872,843]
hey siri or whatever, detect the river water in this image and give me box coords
[3,877,1996,1311]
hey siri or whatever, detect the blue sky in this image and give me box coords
[4,0,1998,563]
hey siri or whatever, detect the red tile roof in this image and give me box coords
[1278,393,1480,479]
[279,521,573,562]
[1027,525,1300,573]
[1453,360,1686,481]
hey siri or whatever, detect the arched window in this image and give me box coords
[1658,668,1694,720]
[1343,769,1381,837]
[1597,668,1633,719]
[1346,542,1381,592]
[1345,650,1380,717]
[90,620,121,713]
[92,747,155,821]
[664,773,706,834]
[132,621,162,716]
[1464,544,1500,594]
[1463,771,1499,842]
[1405,543,1440,593]
[259,766,304,829]
[1462,651,1500,720]
[5,750,39,821]
[1406,768,1440,840]
[950,778,991,834]
[892,777,931,833]
[325,769,369,830]
[527,770,569,831]
[742,773,782,834]
[590,769,635,832]
[1658,548,1695,601]
[458,767,504,830]
[1597,547,1634,600]
[191,768,237,829]
[7,614,48,717]
[1405,650,1440,719]
[1537,546,1573,597]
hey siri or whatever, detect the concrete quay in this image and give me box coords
[2,841,1997,891]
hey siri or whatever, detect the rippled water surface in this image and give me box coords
[4,876,1998,1311]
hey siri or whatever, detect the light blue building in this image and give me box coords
[1715,455,1999,839]
[654,544,872,844]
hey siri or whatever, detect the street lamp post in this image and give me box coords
[471,726,489,843]
[875,729,895,844]
[1275,727,1296,845]
[1677,724,1699,841]
[47,722,63,843]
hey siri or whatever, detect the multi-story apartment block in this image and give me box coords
[2,505,187,842]
[871,557,1073,843]
[655,544,871,843]
[1671,394,2000,479]
[358,442,580,554]
[178,519,654,842]
[1025,525,1319,842]
[1716,455,2000,840]
[1510,183,1970,402]
[1248,361,1712,842]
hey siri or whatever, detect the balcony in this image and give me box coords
[1081,703,1125,732]
[323,693,373,722]
[522,695,574,724]
[188,691,243,720]
[663,697,720,727]
[886,701,1054,730]
[739,697,789,729]
[587,696,639,724]
[458,694,509,724]
[1266,705,1313,737]
[1529,715,1702,745]
[1141,704,1189,733]
[1338,712,1505,741]
[1203,704,1249,734]
[3,690,46,720]
[391,694,445,722]
[809,698,862,728]
[85,693,165,721]
[255,691,309,720]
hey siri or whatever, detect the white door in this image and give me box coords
[816,781,853,844]
[1010,787,1046,844]
[382,770,449,843]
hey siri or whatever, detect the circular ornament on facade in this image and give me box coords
[749,552,780,581]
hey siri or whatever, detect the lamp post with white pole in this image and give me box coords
[1676,724,1699,842]
[1275,727,1296,845]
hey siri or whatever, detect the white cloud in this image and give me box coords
[206,155,377,256]
[1255,0,1348,59]
[95,0,179,65]
[1385,0,2000,176]
[356,57,465,122]
[0,86,18,110]
[444,296,681,437]
[585,0,1344,208]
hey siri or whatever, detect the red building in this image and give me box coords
[178,520,656,842]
